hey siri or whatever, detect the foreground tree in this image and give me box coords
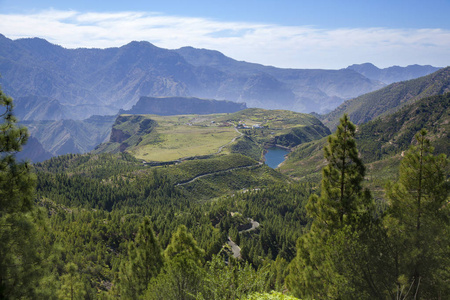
[385,129,450,299]
[114,217,164,298]
[146,225,205,300]
[0,87,44,298]
[287,115,391,299]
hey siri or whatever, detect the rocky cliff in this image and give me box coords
[120,96,247,115]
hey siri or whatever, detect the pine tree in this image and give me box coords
[57,263,86,300]
[0,87,43,298]
[385,129,450,299]
[115,217,164,299]
[146,225,205,300]
[287,114,388,299]
[307,114,371,231]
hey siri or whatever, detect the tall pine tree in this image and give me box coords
[0,87,43,298]
[114,217,164,299]
[385,129,450,299]
[287,114,389,299]
[146,225,205,300]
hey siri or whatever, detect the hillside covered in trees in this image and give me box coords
[1,80,449,300]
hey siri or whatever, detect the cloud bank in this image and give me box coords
[1,9,449,69]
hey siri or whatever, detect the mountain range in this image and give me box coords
[0,34,439,122]
[346,63,440,84]
[1,34,444,163]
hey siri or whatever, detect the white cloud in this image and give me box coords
[1,9,449,69]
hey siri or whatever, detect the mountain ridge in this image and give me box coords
[322,67,450,130]
[347,63,441,84]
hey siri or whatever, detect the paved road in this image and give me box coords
[227,218,260,258]
[227,237,242,259]
[216,127,243,154]
[240,219,260,233]
[175,163,261,186]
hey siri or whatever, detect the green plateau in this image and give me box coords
[93,108,331,162]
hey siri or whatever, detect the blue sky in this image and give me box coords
[1,0,449,69]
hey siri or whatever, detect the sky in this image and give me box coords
[0,0,449,69]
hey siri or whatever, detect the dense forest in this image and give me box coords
[1,86,449,299]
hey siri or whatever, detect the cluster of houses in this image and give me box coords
[236,123,263,129]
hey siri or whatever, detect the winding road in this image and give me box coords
[175,163,261,186]
[227,218,260,258]
[173,126,259,186]
[216,127,243,154]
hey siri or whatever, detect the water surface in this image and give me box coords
[264,147,289,169]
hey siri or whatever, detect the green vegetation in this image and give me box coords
[287,115,378,298]
[286,118,449,299]
[0,88,45,298]
[322,66,450,130]
[2,83,449,299]
[95,108,331,163]
[280,92,450,192]
[384,130,450,298]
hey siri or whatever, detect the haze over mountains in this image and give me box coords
[0,34,439,122]
[0,34,444,162]
[346,63,440,85]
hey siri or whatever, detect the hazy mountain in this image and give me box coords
[175,47,386,112]
[322,67,450,130]
[16,136,53,163]
[20,115,116,156]
[121,96,247,115]
[1,34,387,119]
[14,96,67,121]
[347,63,441,84]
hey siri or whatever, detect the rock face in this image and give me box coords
[120,96,247,115]
[109,128,131,143]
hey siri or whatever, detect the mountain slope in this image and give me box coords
[175,46,385,112]
[322,67,450,130]
[21,115,115,156]
[16,136,53,163]
[357,92,450,162]
[279,92,450,181]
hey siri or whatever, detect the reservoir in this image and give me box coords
[264,147,290,169]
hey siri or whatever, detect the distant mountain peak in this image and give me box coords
[122,40,158,49]
[349,62,378,68]
[347,63,440,84]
